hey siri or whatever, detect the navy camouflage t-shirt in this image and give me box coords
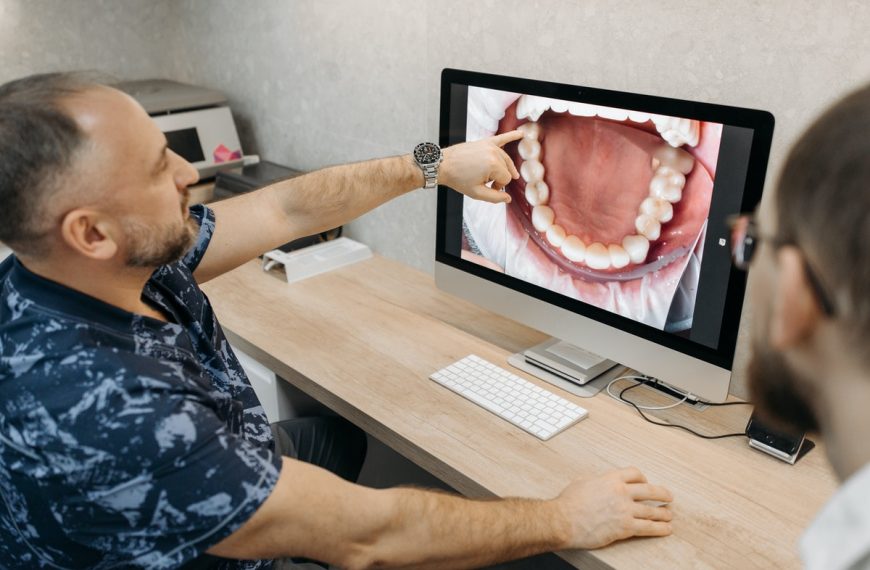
[0,205,281,568]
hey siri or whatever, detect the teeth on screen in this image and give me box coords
[531,205,556,232]
[568,102,597,116]
[517,121,540,139]
[524,181,550,207]
[585,243,611,270]
[518,138,542,161]
[526,180,550,206]
[560,235,586,263]
[651,115,700,148]
[546,224,567,248]
[652,145,695,174]
[634,214,662,241]
[640,197,674,223]
[516,95,549,121]
[507,95,700,271]
[596,106,630,121]
[549,98,569,113]
[622,235,651,264]
[520,159,545,184]
[608,244,631,269]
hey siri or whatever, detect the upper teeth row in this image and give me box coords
[514,94,700,149]
[516,120,695,271]
[652,115,700,148]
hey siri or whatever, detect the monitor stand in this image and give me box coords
[508,338,627,398]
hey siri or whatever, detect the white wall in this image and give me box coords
[0,0,174,84]
[5,0,870,398]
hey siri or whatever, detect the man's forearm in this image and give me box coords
[361,486,570,570]
[265,154,423,241]
[209,459,671,567]
[196,134,519,284]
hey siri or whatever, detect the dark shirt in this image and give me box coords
[0,205,280,568]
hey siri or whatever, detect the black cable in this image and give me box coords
[626,375,752,407]
[618,382,748,440]
[703,400,753,407]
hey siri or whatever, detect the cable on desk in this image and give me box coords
[617,381,749,440]
[606,376,689,410]
[701,400,753,407]
[606,374,753,409]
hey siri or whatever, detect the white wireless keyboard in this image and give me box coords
[430,355,588,440]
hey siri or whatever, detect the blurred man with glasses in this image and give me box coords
[728,84,870,570]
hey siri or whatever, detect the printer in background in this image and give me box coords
[117,79,246,180]
[118,79,339,253]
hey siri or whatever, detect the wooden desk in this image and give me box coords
[189,181,216,205]
[202,256,837,569]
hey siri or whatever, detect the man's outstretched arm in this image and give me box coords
[194,132,522,283]
[208,458,673,569]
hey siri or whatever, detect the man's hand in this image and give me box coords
[440,130,523,204]
[555,466,674,550]
[210,459,673,568]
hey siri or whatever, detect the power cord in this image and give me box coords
[606,376,688,410]
[701,400,754,407]
[607,377,751,440]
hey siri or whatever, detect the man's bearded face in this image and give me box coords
[124,215,198,268]
[122,183,197,268]
[747,316,820,434]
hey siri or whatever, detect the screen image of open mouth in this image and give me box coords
[461,87,723,331]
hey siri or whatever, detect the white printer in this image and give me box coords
[117,79,244,179]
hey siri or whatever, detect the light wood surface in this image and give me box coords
[189,181,216,204]
[202,256,838,569]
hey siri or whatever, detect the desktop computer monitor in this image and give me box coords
[434,68,774,402]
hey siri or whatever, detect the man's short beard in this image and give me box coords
[747,335,820,434]
[124,217,199,268]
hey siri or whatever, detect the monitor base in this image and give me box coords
[510,338,711,409]
[522,338,619,386]
[508,350,629,398]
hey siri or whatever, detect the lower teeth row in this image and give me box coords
[516,120,696,271]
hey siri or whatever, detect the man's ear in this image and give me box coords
[59,209,119,261]
[769,246,821,350]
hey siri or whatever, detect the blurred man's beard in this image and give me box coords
[747,335,820,434]
[124,217,198,268]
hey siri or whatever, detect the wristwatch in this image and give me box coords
[413,142,443,190]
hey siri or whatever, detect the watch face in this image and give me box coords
[414,142,441,165]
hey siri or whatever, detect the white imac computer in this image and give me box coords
[434,69,774,403]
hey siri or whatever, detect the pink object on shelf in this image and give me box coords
[213,144,242,163]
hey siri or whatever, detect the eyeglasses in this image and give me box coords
[727,213,836,316]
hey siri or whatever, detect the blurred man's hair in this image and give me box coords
[0,72,105,256]
[776,84,870,346]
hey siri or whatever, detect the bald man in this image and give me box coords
[0,73,672,569]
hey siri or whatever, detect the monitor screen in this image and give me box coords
[165,127,206,163]
[436,69,773,372]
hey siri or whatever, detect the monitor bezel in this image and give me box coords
[435,68,774,371]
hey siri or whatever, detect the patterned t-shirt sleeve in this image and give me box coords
[41,352,282,568]
[182,204,216,274]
